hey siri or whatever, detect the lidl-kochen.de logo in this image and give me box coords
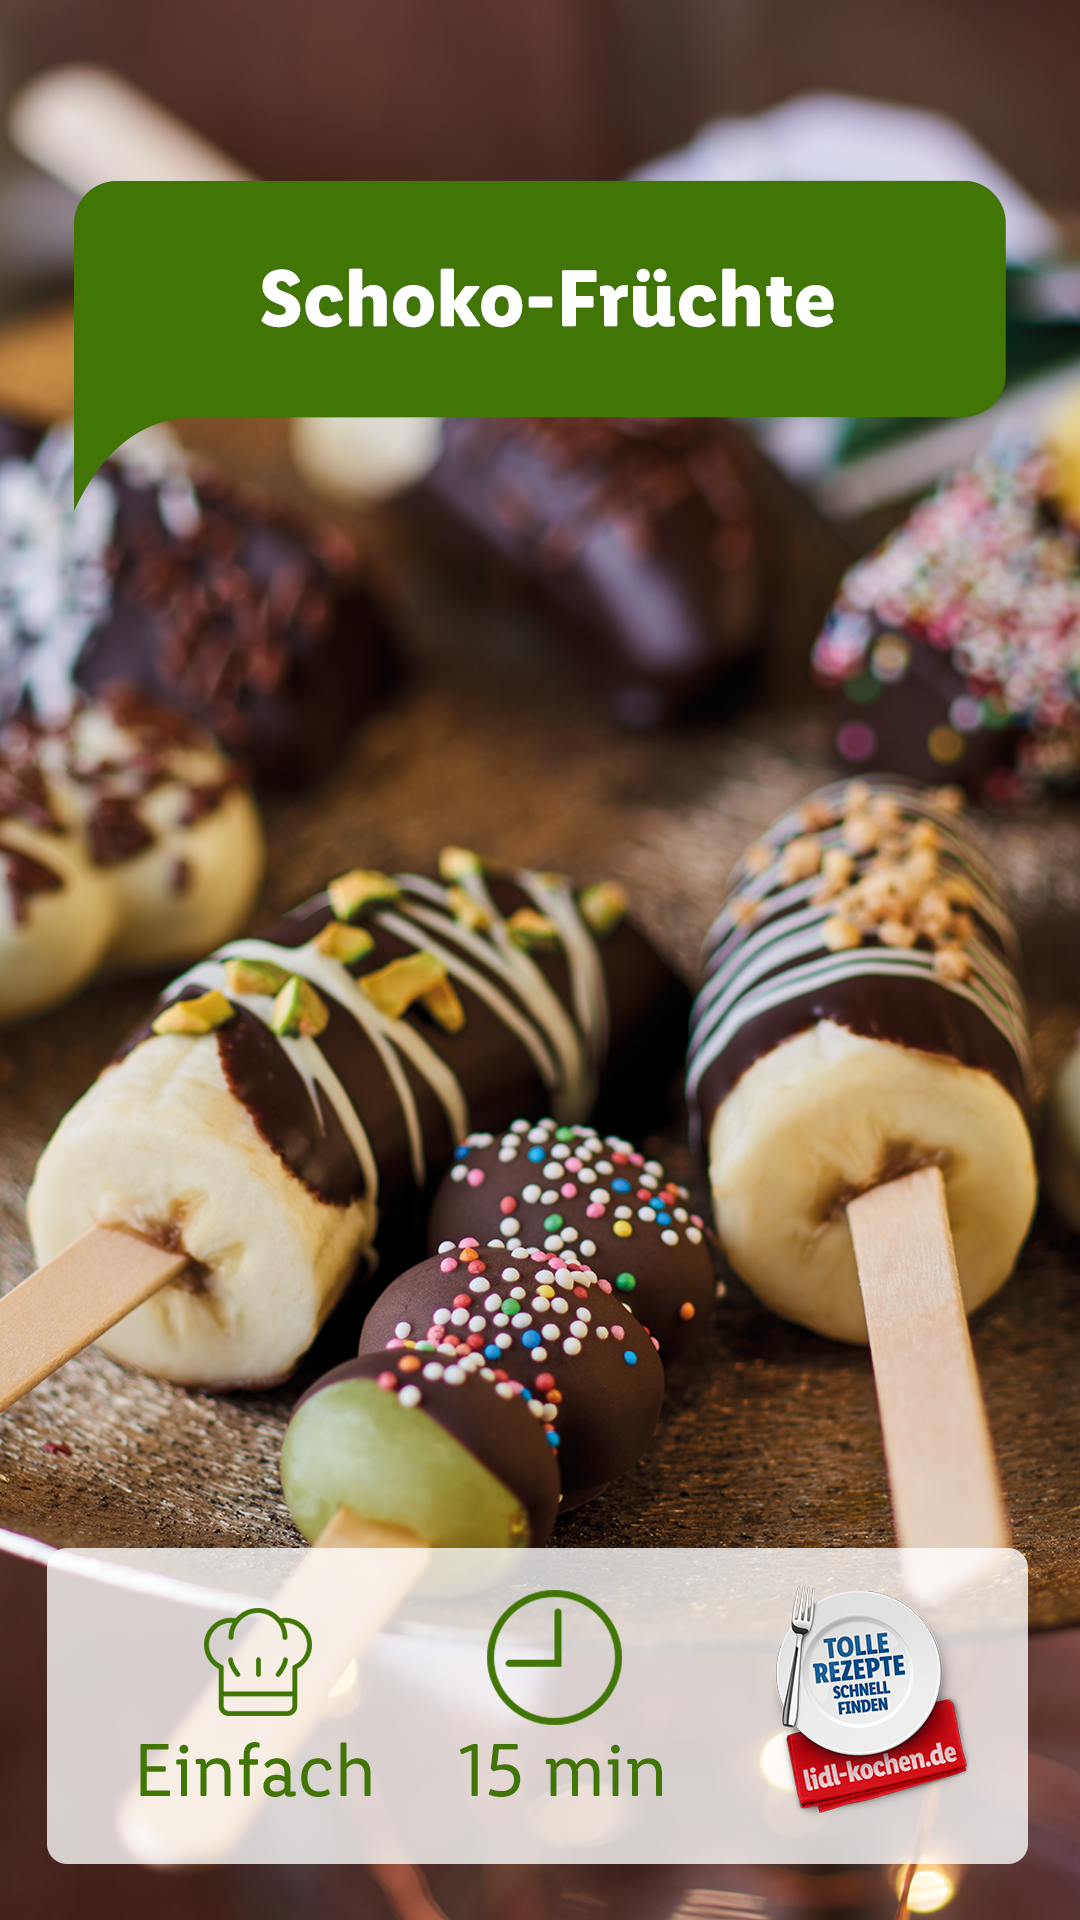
[204,1609,312,1716]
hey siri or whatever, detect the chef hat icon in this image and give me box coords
[204,1608,312,1716]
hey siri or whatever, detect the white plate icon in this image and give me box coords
[775,1589,941,1755]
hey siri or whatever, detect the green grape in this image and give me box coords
[281,1378,530,1548]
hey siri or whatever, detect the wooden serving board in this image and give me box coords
[0,408,1078,1623]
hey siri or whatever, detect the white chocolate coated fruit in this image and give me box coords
[0,817,117,1021]
[1045,1042,1080,1233]
[102,784,263,970]
[28,1033,374,1385]
[43,703,265,972]
[709,1020,1037,1344]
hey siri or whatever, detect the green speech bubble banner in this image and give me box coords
[75,179,1004,497]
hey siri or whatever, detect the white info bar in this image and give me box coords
[47,1545,1026,1866]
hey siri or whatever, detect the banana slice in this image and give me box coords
[709,1020,1036,1344]
[98,781,264,971]
[0,815,117,1021]
[42,698,265,972]
[27,1034,374,1386]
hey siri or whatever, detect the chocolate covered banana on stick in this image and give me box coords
[687,778,1036,1547]
[3,848,685,1404]
[0,691,263,1020]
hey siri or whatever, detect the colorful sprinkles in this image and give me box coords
[814,438,1080,790]
[450,1118,702,1254]
[376,1229,653,1444]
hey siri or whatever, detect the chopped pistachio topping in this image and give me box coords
[438,845,483,882]
[224,957,291,997]
[422,976,467,1033]
[313,920,376,963]
[445,883,492,932]
[578,880,628,938]
[506,906,560,951]
[152,990,235,1036]
[359,950,448,1020]
[327,868,401,922]
[271,975,330,1038]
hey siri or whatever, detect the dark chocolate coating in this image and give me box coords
[427,1121,713,1361]
[0,842,63,922]
[295,1349,560,1547]
[359,1248,664,1498]
[0,415,398,787]
[820,618,1023,799]
[695,970,1027,1134]
[688,777,1030,1141]
[407,417,763,723]
[127,874,687,1218]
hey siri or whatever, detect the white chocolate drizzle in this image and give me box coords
[161,860,611,1210]
[375,903,562,1091]
[407,867,598,1117]
[515,867,610,1071]
[173,958,381,1210]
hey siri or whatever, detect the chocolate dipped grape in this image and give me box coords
[281,1349,560,1548]
[427,1118,713,1360]
[359,1240,664,1504]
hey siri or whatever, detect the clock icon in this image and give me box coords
[486,1589,622,1725]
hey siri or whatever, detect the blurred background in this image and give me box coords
[1,3,1080,1916]
[0,0,1079,259]
[3,0,1080,534]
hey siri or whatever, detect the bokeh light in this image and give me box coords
[759,1732,795,1790]
[894,1865,957,1912]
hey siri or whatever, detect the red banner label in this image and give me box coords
[787,1700,966,1811]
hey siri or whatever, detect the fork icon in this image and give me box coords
[782,1586,815,1729]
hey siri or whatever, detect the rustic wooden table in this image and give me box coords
[0,407,1078,1626]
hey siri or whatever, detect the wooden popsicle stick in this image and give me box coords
[0,1225,189,1412]
[315,1505,428,1551]
[847,1165,1010,1549]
